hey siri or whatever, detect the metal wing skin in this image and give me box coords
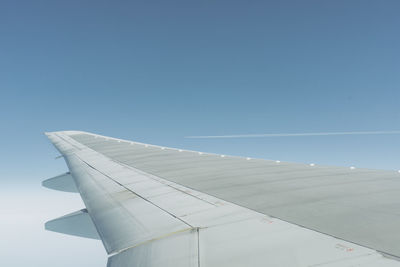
[44,131,400,267]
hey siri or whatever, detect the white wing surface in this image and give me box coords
[44,131,400,266]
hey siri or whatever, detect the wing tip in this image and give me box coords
[44,130,91,136]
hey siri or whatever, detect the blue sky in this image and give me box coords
[1,0,400,266]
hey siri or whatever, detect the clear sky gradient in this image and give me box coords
[1,1,400,266]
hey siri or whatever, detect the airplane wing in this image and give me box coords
[44,130,400,266]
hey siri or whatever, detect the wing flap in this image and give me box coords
[65,153,192,254]
[107,229,199,267]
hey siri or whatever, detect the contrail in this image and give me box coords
[185,131,400,139]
